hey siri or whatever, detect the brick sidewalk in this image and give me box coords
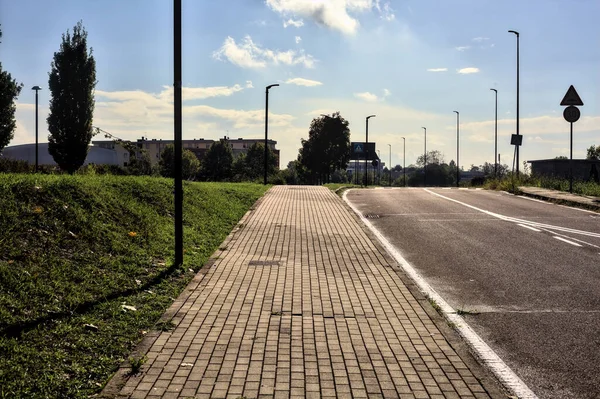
[103,186,504,399]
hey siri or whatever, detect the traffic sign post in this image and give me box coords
[560,85,583,193]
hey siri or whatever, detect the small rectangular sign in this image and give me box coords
[510,134,523,146]
[351,142,376,159]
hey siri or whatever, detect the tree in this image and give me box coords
[0,25,24,152]
[298,112,351,184]
[415,150,444,167]
[586,145,600,160]
[555,155,568,160]
[159,144,200,179]
[201,139,233,181]
[47,21,97,173]
[245,142,278,180]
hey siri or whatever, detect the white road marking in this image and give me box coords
[518,224,541,232]
[425,189,600,241]
[558,204,599,214]
[519,196,550,204]
[343,189,538,399]
[554,236,583,247]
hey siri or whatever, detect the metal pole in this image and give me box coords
[422,127,427,186]
[491,89,498,177]
[402,137,406,186]
[35,89,39,172]
[570,122,573,193]
[454,111,459,187]
[509,30,520,177]
[174,0,183,267]
[264,89,269,185]
[365,118,369,186]
[388,144,391,187]
[264,84,279,185]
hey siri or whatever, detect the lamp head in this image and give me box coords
[453,111,459,114]
[490,88,497,93]
[31,86,41,91]
[367,114,376,120]
[508,30,519,36]
[266,84,280,90]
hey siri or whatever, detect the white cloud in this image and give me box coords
[457,67,480,74]
[285,78,323,87]
[266,0,384,35]
[377,1,395,21]
[295,36,302,44]
[472,37,489,42]
[212,35,316,69]
[283,18,304,28]
[455,46,470,51]
[383,88,391,97]
[427,68,447,72]
[354,92,379,102]
[245,80,254,89]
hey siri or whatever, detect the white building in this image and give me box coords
[1,143,119,166]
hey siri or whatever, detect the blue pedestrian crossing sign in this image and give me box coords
[353,143,364,153]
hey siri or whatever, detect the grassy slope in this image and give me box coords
[0,174,267,398]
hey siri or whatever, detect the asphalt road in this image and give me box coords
[346,187,600,399]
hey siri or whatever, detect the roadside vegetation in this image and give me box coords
[0,174,267,398]
[484,174,600,197]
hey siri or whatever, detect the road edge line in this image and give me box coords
[343,189,538,399]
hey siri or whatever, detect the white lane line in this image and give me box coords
[553,236,583,247]
[343,190,538,399]
[519,196,550,204]
[518,224,541,232]
[539,228,600,250]
[425,189,600,240]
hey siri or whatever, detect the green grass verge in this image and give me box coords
[484,175,600,197]
[0,174,268,398]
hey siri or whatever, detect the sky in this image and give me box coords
[2,0,599,170]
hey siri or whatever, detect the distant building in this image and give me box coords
[92,137,280,168]
[528,159,600,182]
[1,143,120,166]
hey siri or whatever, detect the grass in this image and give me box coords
[484,175,600,197]
[323,183,360,196]
[0,174,268,398]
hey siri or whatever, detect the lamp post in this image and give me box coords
[264,83,279,185]
[453,111,460,187]
[174,0,183,267]
[388,144,391,187]
[31,86,42,172]
[365,115,376,186]
[491,88,498,177]
[509,30,520,177]
[377,149,381,185]
[422,127,427,186]
[401,137,406,187]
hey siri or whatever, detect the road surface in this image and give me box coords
[345,187,600,399]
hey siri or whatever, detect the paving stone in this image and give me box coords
[105,186,501,399]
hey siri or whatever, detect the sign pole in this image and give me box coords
[570,122,573,193]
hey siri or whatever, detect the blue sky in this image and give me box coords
[2,0,599,169]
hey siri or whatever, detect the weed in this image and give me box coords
[271,311,282,316]
[427,297,442,314]
[456,308,479,316]
[128,355,148,375]
[447,322,458,330]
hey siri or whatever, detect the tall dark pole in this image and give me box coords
[509,30,520,177]
[174,0,183,267]
[365,115,376,186]
[31,86,41,172]
[264,84,279,185]
[402,137,406,187]
[422,127,427,187]
[491,88,498,177]
[454,111,460,187]
[569,122,573,193]
[388,144,391,187]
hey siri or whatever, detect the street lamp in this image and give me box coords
[264,83,279,185]
[365,115,376,186]
[388,144,391,187]
[401,137,406,187]
[173,0,183,267]
[509,30,520,177]
[31,86,42,172]
[377,149,381,185]
[422,127,427,187]
[453,111,460,187]
[490,88,498,177]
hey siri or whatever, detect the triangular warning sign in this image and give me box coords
[354,144,363,153]
[560,85,583,106]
